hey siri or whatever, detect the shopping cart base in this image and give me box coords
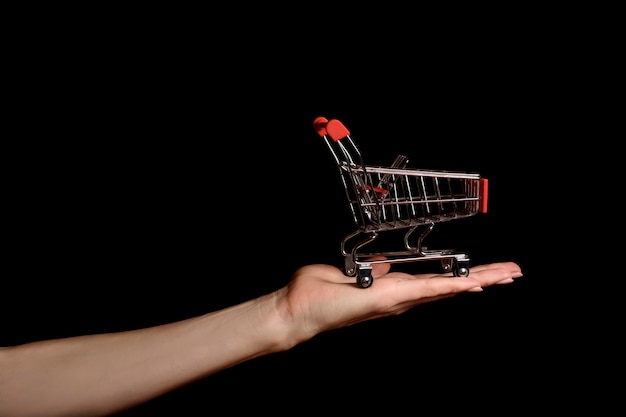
[345,250,470,288]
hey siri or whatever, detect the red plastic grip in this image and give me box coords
[326,119,350,142]
[313,116,329,137]
[479,178,488,213]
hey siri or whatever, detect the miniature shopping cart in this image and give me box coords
[313,116,488,288]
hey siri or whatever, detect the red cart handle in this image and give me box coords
[313,117,350,142]
[479,178,489,214]
[313,116,328,136]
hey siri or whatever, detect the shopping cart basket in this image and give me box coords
[313,116,488,288]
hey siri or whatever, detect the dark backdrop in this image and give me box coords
[4,50,585,414]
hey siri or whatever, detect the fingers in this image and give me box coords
[467,261,522,277]
[371,258,521,281]
[376,261,522,298]
[465,262,523,286]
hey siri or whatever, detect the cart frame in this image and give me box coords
[314,116,488,288]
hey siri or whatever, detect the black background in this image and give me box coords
[3,35,595,414]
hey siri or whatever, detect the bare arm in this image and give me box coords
[0,293,290,417]
[0,261,521,417]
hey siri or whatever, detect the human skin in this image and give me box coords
[0,260,522,417]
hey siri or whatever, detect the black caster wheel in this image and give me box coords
[441,258,454,273]
[357,269,373,288]
[453,259,470,277]
[453,266,470,277]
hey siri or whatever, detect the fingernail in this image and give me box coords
[512,272,523,278]
[496,278,514,285]
[467,286,483,292]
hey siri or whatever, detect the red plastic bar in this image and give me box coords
[326,119,350,142]
[479,178,488,213]
[313,116,328,137]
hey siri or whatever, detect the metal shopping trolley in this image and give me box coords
[313,116,489,288]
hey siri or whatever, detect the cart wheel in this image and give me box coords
[357,269,373,288]
[454,267,470,277]
[441,259,454,273]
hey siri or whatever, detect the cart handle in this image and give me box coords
[313,116,329,137]
[313,117,350,142]
[480,178,489,214]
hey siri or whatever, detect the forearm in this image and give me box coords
[0,291,294,417]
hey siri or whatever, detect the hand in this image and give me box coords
[275,259,522,344]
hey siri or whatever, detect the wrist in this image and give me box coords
[262,287,318,352]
